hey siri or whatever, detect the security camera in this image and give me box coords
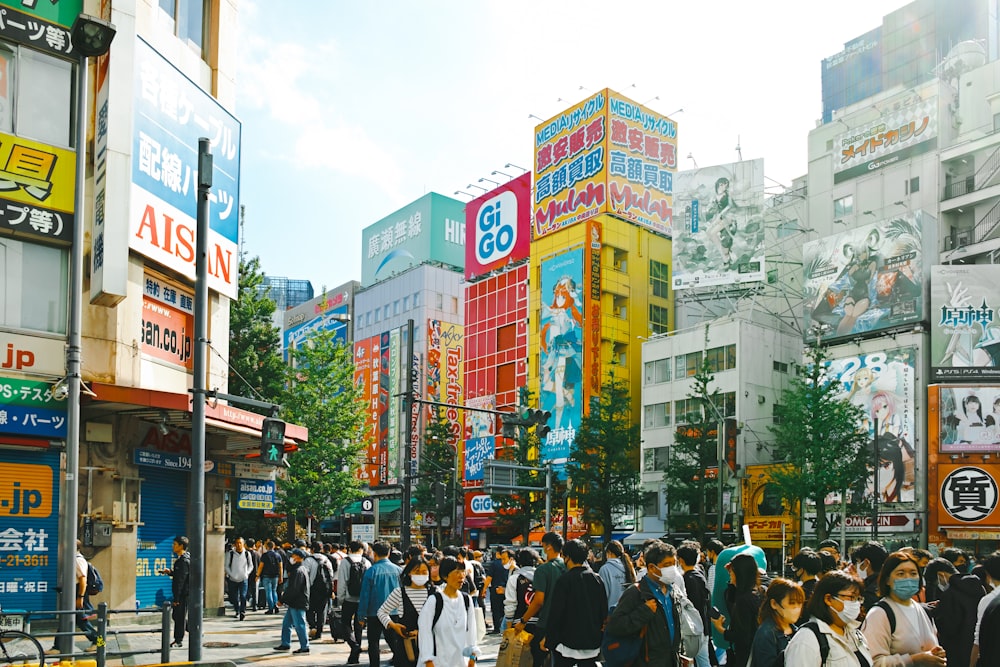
[51,382,69,401]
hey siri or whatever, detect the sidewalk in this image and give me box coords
[102,607,503,666]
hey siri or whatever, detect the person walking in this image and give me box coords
[258,539,283,614]
[246,537,261,612]
[418,556,480,667]
[504,548,541,632]
[512,531,567,667]
[379,555,433,667]
[713,553,765,667]
[338,540,372,665]
[931,556,984,667]
[678,541,711,667]
[484,548,512,634]
[544,538,607,667]
[358,540,403,667]
[274,548,311,654]
[161,536,191,648]
[224,537,253,620]
[784,570,873,666]
[749,578,803,667]
[307,539,335,639]
[599,540,637,613]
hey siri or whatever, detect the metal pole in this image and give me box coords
[58,53,88,654]
[188,137,212,661]
[544,465,552,532]
[400,319,415,550]
[716,421,724,540]
[374,496,380,540]
[872,416,879,541]
[840,490,847,559]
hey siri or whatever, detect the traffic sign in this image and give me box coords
[361,498,375,514]
[352,524,375,543]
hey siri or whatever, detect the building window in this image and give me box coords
[451,296,458,314]
[613,247,628,272]
[383,305,391,320]
[685,351,702,377]
[413,292,420,307]
[393,300,400,316]
[650,259,669,298]
[0,41,75,148]
[435,293,443,310]
[773,403,785,425]
[644,358,671,384]
[403,296,410,311]
[644,402,671,428]
[644,446,670,472]
[674,398,700,425]
[705,346,725,372]
[0,238,69,334]
[374,309,381,323]
[157,0,210,57]
[649,304,669,335]
[833,194,854,218]
[906,176,920,194]
[773,360,789,373]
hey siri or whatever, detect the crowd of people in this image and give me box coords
[152,533,1000,667]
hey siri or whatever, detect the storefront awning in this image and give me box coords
[622,531,668,546]
[342,498,417,514]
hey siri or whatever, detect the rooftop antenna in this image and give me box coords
[736,135,743,161]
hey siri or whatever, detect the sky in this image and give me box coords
[235,0,910,293]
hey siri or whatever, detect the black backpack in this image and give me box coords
[86,561,104,596]
[513,574,535,621]
[797,622,872,667]
[311,554,334,597]
[346,558,365,597]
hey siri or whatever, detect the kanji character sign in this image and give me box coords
[941,466,998,523]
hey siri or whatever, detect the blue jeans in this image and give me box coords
[227,579,248,616]
[261,575,279,611]
[281,607,309,650]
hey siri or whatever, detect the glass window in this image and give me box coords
[705,346,724,372]
[374,309,381,323]
[773,360,788,373]
[0,238,68,334]
[402,296,410,311]
[644,402,670,428]
[451,296,458,314]
[726,344,736,370]
[413,292,420,307]
[644,447,670,472]
[393,300,400,316]
[644,358,671,384]
[649,304,669,335]
[685,351,702,377]
[649,259,669,298]
[907,176,920,194]
[675,355,686,379]
[383,305,391,320]
[435,293,443,310]
[159,0,208,56]
[773,403,785,425]
[833,194,854,218]
[1,42,74,147]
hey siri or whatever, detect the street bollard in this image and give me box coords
[97,601,108,667]
[162,603,172,663]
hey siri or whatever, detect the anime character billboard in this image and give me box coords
[803,214,925,342]
[939,386,1000,453]
[931,265,1000,382]
[672,159,765,289]
[827,347,917,505]
[539,248,585,469]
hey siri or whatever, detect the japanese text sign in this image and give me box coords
[353,336,381,485]
[129,37,241,298]
[283,286,353,359]
[237,478,275,510]
[464,173,531,280]
[0,130,75,242]
[0,376,64,409]
[937,464,1000,526]
[141,272,194,370]
[0,0,82,29]
[833,98,937,183]
[0,374,66,438]
[931,265,1000,382]
[0,331,66,376]
[0,3,75,56]
[464,436,494,482]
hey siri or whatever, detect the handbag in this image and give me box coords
[497,629,534,667]
[403,636,416,662]
[474,605,487,642]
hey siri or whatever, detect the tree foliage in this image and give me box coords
[567,376,642,545]
[767,340,870,542]
[277,330,368,528]
[490,396,551,544]
[228,255,285,409]
[413,417,460,547]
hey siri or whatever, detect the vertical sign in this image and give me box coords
[439,322,465,454]
[387,327,401,486]
[378,332,390,486]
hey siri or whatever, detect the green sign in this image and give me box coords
[0,376,65,409]
[0,0,83,28]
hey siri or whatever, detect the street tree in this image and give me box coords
[768,339,869,542]
[413,417,459,547]
[228,255,284,409]
[490,394,550,544]
[566,376,642,545]
[277,330,368,536]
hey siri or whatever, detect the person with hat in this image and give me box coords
[275,549,311,654]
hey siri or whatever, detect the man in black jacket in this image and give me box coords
[162,536,191,648]
[678,541,711,665]
[275,549,311,654]
[850,540,887,614]
[545,539,607,667]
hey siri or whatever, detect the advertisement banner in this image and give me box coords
[939,386,1000,453]
[833,97,937,183]
[584,219,602,400]
[673,159,765,289]
[0,0,82,28]
[803,213,924,342]
[0,376,65,409]
[141,273,194,370]
[237,479,275,510]
[0,3,74,55]
[464,436,494,482]
[0,130,75,242]
[283,287,352,360]
[353,336,380,484]
[0,331,66,376]
[435,321,465,453]
[937,464,1000,526]
[378,332,390,486]
[465,395,496,439]
[827,346,918,506]
[606,94,677,235]
[129,38,241,298]
[539,248,585,467]
[742,464,795,545]
[931,265,1000,382]
[388,327,400,486]
[465,173,531,280]
[533,91,608,238]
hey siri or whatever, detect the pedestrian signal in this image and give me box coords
[260,417,285,465]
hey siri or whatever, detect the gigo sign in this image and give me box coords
[469,494,494,515]
[464,173,531,280]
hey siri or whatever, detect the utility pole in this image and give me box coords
[400,319,415,550]
[872,416,879,541]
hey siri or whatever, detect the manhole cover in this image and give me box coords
[204,641,239,648]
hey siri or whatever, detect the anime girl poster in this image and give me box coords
[538,247,585,468]
[827,346,917,505]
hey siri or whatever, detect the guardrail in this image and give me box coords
[12,601,172,666]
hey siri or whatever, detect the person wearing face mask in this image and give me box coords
[711,553,764,667]
[850,541,888,615]
[785,570,873,665]
[378,556,433,667]
[791,549,823,605]
[860,551,946,666]
[543,539,607,667]
[605,541,686,667]
[514,532,567,667]
[920,558,956,604]
[749,579,804,667]
[940,547,969,574]
[930,556,984,667]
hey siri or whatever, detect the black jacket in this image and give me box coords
[722,584,763,667]
[545,564,607,652]
[605,577,682,667]
[172,551,191,603]
[283,565,310,610]
[682,568,710,632]
[932,572,985,667]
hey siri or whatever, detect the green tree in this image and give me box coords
[277,330,368,535]
[413,417,459,547]
[567,376,642,545]
[664,351,723,543]
[767,339,869,542]
[228,255,284,409]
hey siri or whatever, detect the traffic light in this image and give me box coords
[433,481,445,506]
[260,417,285,465]
[525,409,552,439]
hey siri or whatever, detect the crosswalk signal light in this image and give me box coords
[528,409,552,439]
[260,417,285,465]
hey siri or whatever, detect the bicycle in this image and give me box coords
[0,605,44,667]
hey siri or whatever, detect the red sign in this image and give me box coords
[464,173,532,280]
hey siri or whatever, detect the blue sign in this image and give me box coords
[0,405,66,438]
[237,479,275,510]
[283,305,350,359]
[464,437,494,482]
[690,199,700,233]
[133,449,192,471]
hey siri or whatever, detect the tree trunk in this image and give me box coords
[698,478,708,543]
[815,498,828,542]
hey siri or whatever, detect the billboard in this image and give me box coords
[0,0,82,28]
[353,336,380,485]
[828,346,918,506]
[584,219,602,400]
[931,265,1000,382]
[833,97,937,183]
[129,38,242,298]
[464,173,531,280]
[939,386,1000,453]
[141,272,194,371]
[803,213,925,342]
[0,131,75,243]
[361,193,465,287]
[283,285,353,360]
[465,395,496,439]
[672,159,765,289]
[937,464,1000,526]
[539,247,584,467]
[533,89,678,239]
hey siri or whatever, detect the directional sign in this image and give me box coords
[352,524,375,543]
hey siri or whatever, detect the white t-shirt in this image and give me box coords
[75,552,88,594]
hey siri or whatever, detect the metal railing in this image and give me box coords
[944,144,1000,199]
[973,198,1000,245]
[15,602,172,667]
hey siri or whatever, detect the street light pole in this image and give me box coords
[58,14,115,655]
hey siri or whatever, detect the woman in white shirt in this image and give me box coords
[860,551,946,667]
[418,556,479,667]
[784,570,874,666]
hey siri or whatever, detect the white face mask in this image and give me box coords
[836,599,862,625]
[410,574,429,586]
[856,565,868,581]
[657,566,681,587]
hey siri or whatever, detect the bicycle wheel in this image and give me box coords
[0,630,44,667]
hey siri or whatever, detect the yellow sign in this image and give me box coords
[0,463,53,517]
[0,131,76,213]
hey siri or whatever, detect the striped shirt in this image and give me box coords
[378,585,431,629]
